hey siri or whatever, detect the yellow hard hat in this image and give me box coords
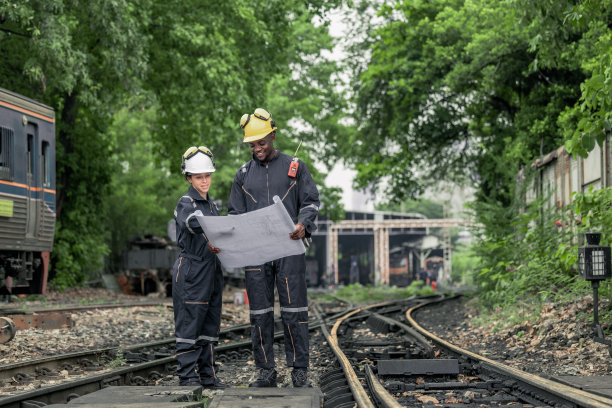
[240,108,277,143]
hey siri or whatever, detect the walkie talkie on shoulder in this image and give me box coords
[288,140,303,178]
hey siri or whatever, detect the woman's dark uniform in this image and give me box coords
[172,185,224,386]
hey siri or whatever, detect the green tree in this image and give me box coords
[1,0,149,288]
[345,0,583,207]
[1,0,345,288]
[519,0,612,158]
[106,104,185,270]
[376,198,443,219]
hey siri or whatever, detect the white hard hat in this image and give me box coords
[182,146,216,174]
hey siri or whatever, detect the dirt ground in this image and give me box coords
[414,296,612,377]
[3,287,611,384]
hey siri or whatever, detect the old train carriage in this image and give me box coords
[0,87,55,294]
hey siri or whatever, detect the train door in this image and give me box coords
[25,123,39,238]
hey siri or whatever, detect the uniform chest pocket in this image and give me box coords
[281,180,297,201]
[242,185,257,203]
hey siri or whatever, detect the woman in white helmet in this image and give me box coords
[171,146,226,388]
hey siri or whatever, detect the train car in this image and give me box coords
[0,87,56,295]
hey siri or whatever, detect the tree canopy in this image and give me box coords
[2,0,611,294]
[338,0,610,210]
[0,0,344,286]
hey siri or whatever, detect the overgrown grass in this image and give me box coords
[334,282,435,303]
[467,187,612,331]
[108,349,126,368]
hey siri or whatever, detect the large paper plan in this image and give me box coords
[194,195,305,269]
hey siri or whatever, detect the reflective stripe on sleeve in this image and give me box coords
[250,306,275,315]
[182,195,197,208]
[185,212,197,234]
[300,204,319,212]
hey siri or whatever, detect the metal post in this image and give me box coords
[592,280,603,337]
[374,226,381,285]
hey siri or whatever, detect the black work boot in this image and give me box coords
[179,377,201,386]
[200,377,227,389]
[291,368,312,388]
[249,368,277,387]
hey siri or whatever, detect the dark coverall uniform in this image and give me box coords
[228,151,319,370]
[172,186,224,385]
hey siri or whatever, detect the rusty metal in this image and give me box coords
[0,317,16,343]
[8,312,73,330]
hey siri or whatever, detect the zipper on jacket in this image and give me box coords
[266,164,270,205]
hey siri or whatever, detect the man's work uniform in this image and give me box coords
[172,186,224,384]
[228,151,319,369]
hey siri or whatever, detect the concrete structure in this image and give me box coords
[307,211,472,287]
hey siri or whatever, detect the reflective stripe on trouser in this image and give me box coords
[245,254,309,369]
[172,256,223,382]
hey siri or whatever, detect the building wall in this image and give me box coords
[529,136,611,208]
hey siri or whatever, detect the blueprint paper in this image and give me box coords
[194,195,306,269]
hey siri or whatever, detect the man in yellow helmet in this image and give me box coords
[228,108,320,388]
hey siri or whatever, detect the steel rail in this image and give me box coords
[364,364,402,408]
[406,301,612,408]
[318,299,412,408]
[0,300,173,315]
[314,304,374,408]
[0,300,349,383]
[0,308,342,407]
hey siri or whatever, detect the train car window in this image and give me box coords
[27,133,34,176]
[42,141,51,187]
[0,126,14,181]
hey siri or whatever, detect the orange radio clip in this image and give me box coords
[288,158,299,178]
[288,140,303,178]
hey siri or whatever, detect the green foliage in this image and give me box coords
[471,185,612,313]
[108,349,126,369]
[1,0,346,288]
[451,243,479,285]
[105,105,185,270]
[518,0,612,158]
[376,198,444,218]
[335,282,434,302]
[345,0,577,204]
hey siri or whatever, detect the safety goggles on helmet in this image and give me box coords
[181,145,216,174]
[183,145,214,161]
[240,108,272,129]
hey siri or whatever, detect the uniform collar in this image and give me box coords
[252,149,281,166]
[187,185,211,202]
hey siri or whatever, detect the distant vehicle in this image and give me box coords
[389,255,412,287]
[118,235,178,297]
[118,233,245,297]
[0,88,55,295]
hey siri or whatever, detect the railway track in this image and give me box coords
[317,294,612,408]
[2,294,610,407]
[0,298,353,407]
